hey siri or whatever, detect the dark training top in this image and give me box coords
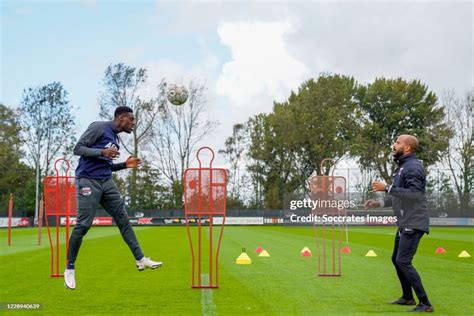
[384,153,430,233]
[74,121,127,179]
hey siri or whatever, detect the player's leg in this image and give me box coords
[390,229,415,305]
[100,178,162,271]
[396,229,433,311]
[65,178,101,289]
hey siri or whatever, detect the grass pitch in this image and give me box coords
[0,226,472,315]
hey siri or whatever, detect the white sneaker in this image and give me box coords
[136,257,163,271]
[64,269,76,290]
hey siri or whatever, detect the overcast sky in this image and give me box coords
[1,0,472,167]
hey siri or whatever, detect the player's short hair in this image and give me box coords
[114,106,133,118]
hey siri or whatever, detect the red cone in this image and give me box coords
[342,246,351,253]
[302,250,312,257]
[435,247,446,254]
[255,246,263,253]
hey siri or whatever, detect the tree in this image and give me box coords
[150,79,217,208]
[245,74,361,209]
[0,104,22,173]
[219,123,248,208]
[18,82,76,218]
[0,104,36,215]
[244,114,267,209]
[353,78,452,182]
[283,74,362,176]
[442,89,473,215]
[114,161,167,210]
[99,63,160,209]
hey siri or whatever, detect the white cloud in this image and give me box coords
[285,1,472,96]
[154,1,291,35]
[216,21,309,113]
[141,55,218,100]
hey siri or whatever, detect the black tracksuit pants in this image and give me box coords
[67,178,144,264]
[391,228,429,302]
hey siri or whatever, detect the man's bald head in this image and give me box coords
[398,134,419,152]
[392,134,419,158]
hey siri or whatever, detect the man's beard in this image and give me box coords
[392,149,404,160]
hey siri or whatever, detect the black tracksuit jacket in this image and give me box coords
[384,153,430,233]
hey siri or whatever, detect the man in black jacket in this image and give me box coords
[365,134,433,313]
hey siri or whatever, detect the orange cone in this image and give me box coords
[342,246,351,253]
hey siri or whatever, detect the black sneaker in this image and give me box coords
[390,298,416,305]
[408,303,434,312]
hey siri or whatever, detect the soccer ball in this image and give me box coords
[167,84,188,106]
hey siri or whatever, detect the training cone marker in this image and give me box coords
[302,250,312,257]
[435,247,446,254]
[342,246,351,253]
[236,252,252,264]
[458,250,471,258]
[300,247,311,254]
[365,250,377,257]
[259,250,270,257]
[255,246,263,253]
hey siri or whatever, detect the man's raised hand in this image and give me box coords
[125,156,142,168]
[102,148,120,159]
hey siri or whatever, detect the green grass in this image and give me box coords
[0,226,472,315]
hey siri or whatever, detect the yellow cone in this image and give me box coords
[365,250,377,257]
[300,247,311,253]
[458,250,471,258]
[236,252,251,264]
[259,250,270,257]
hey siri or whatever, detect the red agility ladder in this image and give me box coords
[309,158,347,277]
[43,158,77,277]
[184,147,227,288]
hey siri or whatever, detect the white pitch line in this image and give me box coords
[201,273,217,316]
